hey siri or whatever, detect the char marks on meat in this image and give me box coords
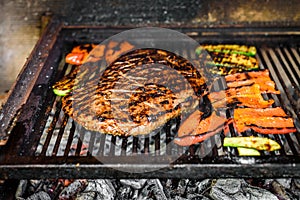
[62,48,207,136]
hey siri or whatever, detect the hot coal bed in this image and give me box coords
[0,17,300,199]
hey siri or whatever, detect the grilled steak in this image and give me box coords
[61,48,208,136]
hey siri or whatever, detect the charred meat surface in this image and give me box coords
[60,48,207,136]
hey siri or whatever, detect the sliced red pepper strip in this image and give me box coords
[226,80,279,94]
[225,69,270,82]
[178,111,227,137]
[174,131,218,146]
[209,84,275,109]
[233,107,296,134]
[234,107,287,118]
[65,53,85,65]
[65,44,96,65]
[224,69,280,94]
[178,110,204,137]
[175,116,233,146]
[245,126,296,134]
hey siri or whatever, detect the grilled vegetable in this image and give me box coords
[53,88,72,97]
[198,52,259,76]
[52,67,79,96]
[234,107,296,134]
[175,111,233,146]
[234,107,287,118]
[196,43,259,76]
[225,69,270,82]
[225,70,280,94]
[248,127,297,134]
[174,119,233,147]
[174,130,219,146]
[65,41,135,65]
[201,52,258,70]
[178,111,228,138]
[237,147,260,156]
[223,136,281,151]
[226,79,279,94]
[209,84,274,109]
[66,44,96,65]
[196,44,257,57]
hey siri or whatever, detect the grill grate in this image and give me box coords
[0,20,300,179]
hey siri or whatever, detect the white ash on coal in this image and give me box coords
[75,179,116,200]
[119,179,147,190]
[15,178,300,200]
[210,179,278,200]
[59,179,88,200]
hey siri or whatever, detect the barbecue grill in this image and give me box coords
[0,16,299,185]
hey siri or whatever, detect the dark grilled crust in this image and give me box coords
[62,48,208,136]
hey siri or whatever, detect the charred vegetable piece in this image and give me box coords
[205,65,246,75]
[53,88,72,97]
[174,130,218,146]
[196,44,259,75]
[174,119,233,146]
[65,41,135,65]
[175,111,233,146]
[206,52,259,69]
[52,67,79,96]
[209,84,274,109]
[235,117,296,134]
[225,69,280,94]
[226,79,279,94]
[223,136,281,151]
[234,107,287,118]
[196,44,257,57]
[66,44,96,65]
[234,107,296,134]
[248,126,297,134]
[225,69,270,82]
[198,51,259,75]
[178,111,228,138]
[237,147,260,156]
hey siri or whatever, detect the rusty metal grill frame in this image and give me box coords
[0,17,299,179]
